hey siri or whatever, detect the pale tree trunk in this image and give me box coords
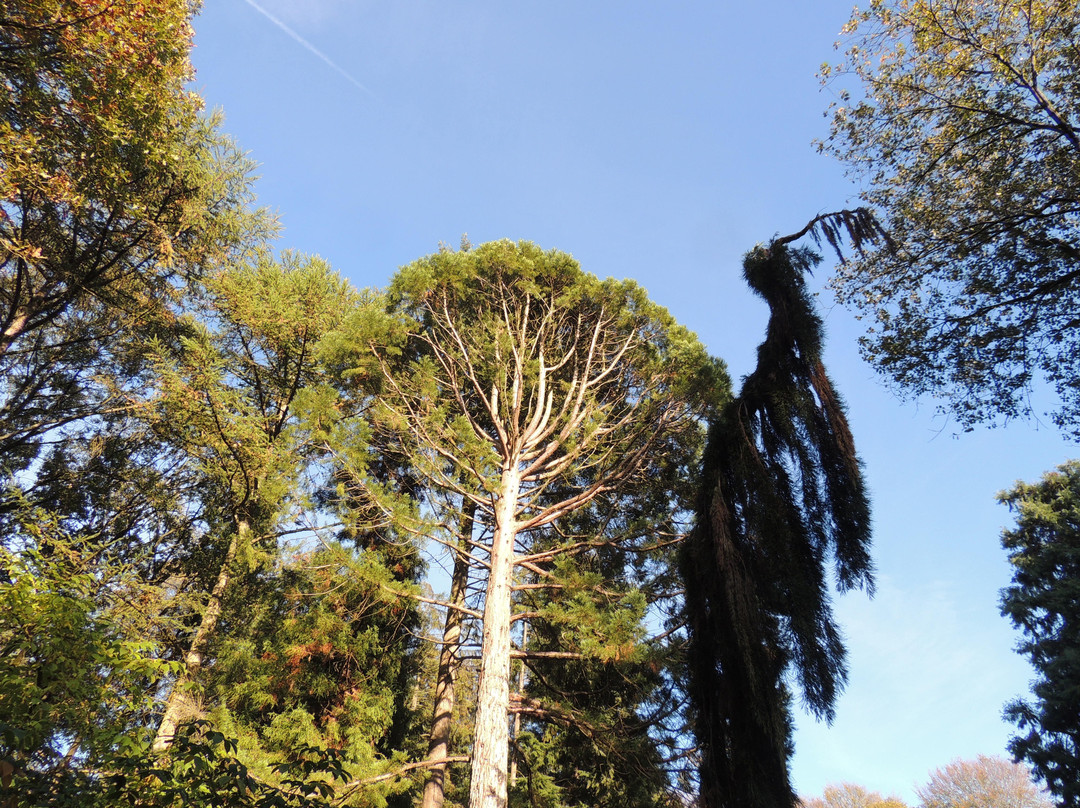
[509,619,528,788]
[0,759,13,808]
[421,501,475,808]
[468,465,521,808]
[152,518,248,752]
[0,310,28,357]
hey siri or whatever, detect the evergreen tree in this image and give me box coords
[204,539,425,808]
[0,253,365,807]
[148,253,358,752]
[321,239,724,808]
[508,461,703,808]
[511,560,682,808]
[1000,463,1080,808]
[684,212,880,808]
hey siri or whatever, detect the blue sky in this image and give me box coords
[188,1,1073,801]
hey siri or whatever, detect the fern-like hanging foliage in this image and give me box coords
[684,212,879,808]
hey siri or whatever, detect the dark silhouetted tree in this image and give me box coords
[684,211,882,808]
[1000,463,1080,808]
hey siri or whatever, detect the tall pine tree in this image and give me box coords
[322,240,724,808]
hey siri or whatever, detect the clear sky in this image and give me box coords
[188,2,1074,802]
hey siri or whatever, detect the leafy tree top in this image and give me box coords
[1,0,270,356]
[917,755,1052,808]
[821,0,1080,434]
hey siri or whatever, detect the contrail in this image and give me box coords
[242,0,377,99]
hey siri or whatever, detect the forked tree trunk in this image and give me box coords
[468,464,521,808]
[421,501,476,808]
[152,518,248,752]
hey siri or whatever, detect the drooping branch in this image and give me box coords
[773,207,892,262]
[684,214,877,808]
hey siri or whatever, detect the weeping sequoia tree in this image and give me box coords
[683,210,886,808]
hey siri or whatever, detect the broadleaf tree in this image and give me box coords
[917,755,1052,808]
[800,782,909,808]
[1,0,268,353]
[1,0,268,470]
[821,0,1080,434]
[1,0,270,798]
[323,240,725,808]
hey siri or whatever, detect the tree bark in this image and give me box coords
[152,518,247,752]
[509,619,528,788]
[0,309,28,357]
[468,464,521,808]
[421,500,475,808]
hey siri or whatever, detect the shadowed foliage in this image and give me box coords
[684,212,878,808]
[1000,464,1080,808]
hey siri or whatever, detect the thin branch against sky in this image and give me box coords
[241,0,378,99]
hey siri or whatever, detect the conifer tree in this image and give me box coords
[684,212,881,808]
[148,253,357,752]
[504,450,703,808]
[202,539,425,808]
[322,240,724,808]
[1000,463,1080,808]
[510,541,685,807]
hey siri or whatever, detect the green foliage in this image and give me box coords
[1,2,277,784]
[202,538,425,806]
[1,0,271,350]
[94,721,351,808]
[514,619,677,808]
[1,3,431,805]
[685,239,873,808]
[0,0,271,492]
[822,0,1080,434]
[212,544,421,736]
[507,422,707,806]
[150,252,357,515]
[143,253,384,759]
[1000,463,1080,807]
[0,530,180,805]
[325,239,724,807]
[338,240,725,540]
